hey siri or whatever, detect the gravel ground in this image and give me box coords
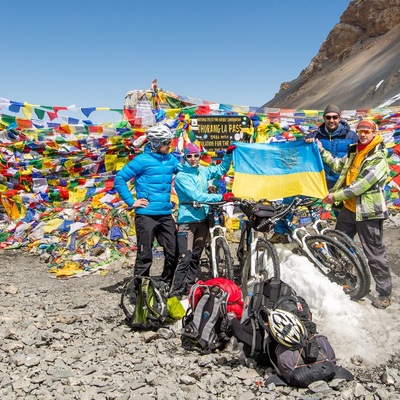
[0,224,399,399]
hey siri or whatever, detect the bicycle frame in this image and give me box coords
[303,202,332,235]
[183,201,233,280]
[246,227,269,278]
[236,199,281,290]
[207,206,229,277]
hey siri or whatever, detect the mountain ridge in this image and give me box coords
[265,0,400,109]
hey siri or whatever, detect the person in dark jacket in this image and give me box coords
[270,104,358,244]
[114,124,182,285]
[309,104,358,189]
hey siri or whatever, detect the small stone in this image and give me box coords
[179,375,196,385]
[142,331,159,343]
[56,314,78,324]
[353,382,367,397]
[157,328,174,340]
[4,285,19,294]
[25,356,41,367]
[351,355,363,366]
[308,380,331,393]
[2,341,24,352]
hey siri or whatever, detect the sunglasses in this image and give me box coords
[160,140,172,146]
[186,154,200,159]
[357,129,374,135]
[324,115,339,120]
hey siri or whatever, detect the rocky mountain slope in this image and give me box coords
[265,0,400,109]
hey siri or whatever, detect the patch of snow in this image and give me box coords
[275,243,400,368]
[375,80,384,91]
[378,93,400,108]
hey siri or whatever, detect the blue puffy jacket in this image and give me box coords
[114,144,181,215]
[175,154,233,224]
[310,120,358,188]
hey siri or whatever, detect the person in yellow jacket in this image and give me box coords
[316,119,392,309]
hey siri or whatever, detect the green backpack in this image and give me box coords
[120,276,169,330]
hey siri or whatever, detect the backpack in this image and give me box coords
[120,276,169,330]
[235,277,311,358]
[273,334,337,387]
[231,277,313,364]
[273,294,313,323]
[181,278,244,354]
[231,277,347,387]
[241,277,298,321]
[257,304,338,387]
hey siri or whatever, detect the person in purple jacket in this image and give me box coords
[114,124,182,285]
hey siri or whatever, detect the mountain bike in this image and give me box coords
[257,197,368,300]
[298,198,371,298]
[182,201,234,281]
[234,198,284,297]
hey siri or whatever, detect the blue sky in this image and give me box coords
[2,0,351,122]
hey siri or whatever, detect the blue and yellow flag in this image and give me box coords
[232,141,328,200]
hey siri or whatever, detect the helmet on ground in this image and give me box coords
[146,125,174,151]
[267,308,307,348]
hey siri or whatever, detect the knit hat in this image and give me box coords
[356,119,377,130]
[323,104,341,116]
[184,143,201,156]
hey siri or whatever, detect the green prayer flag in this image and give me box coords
[34,108,46,120]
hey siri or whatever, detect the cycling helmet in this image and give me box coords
[267,308,307,349]
[146,125,174,151]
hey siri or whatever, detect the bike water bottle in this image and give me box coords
[213,211,219,226]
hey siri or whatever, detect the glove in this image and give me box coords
[226,145,237,154]
[222,192,234,202]
[208,185,217,194]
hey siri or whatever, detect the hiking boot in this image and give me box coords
[371,295,391,309]
[269,232,289,244]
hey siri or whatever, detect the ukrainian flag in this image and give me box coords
[232,141,328,200]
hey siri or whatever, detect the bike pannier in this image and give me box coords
[251,204,276,232]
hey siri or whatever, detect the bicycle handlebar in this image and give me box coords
[181,200,228,210]
[231,197,268,204]
[296,197,319,208]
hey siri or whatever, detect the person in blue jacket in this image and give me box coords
[169,143,236,299]
[270,104,358,244]
[114,124,181,284]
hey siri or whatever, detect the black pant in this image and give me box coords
[336,207,392,296]
[169,221,209,299]
[134,214,178,284]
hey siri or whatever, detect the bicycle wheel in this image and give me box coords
[214,237,235,281]
[241,238,280,298]
[304,234,367,300]
[323,229,371,296]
